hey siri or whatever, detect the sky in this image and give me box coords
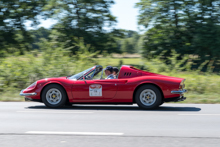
[26,0,140,32]
[110,0,140,31]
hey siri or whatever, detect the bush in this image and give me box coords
[0,38,99,93]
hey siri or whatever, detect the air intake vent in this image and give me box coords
[124,72,132,76]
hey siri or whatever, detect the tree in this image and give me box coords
[0,0,47,55]
[47,0,117,53]
[136,35,144,54]
[121,39,131,53]
[136,0,220,63]
[30,27,51,50]
[116,30,141,53]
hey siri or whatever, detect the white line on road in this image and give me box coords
[17,111,93,114]
[26,131,124,136]
[179,114,220,116]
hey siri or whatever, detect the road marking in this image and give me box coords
[17,111,93,114]
[26,131,124,136]
[179,114,220,116]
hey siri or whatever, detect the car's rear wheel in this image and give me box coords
[42,84,67,108]
[135,85,162,109]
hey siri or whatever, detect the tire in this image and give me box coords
[135,85,162,110]
[42,84,67,108]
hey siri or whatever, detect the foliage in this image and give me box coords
[44,0,120,53]
[136,0,220,71]
[0,0,124,55]
[0,38,98,93]
[29,27,51,50]
[0,0,47,55]
[118,30,142,53]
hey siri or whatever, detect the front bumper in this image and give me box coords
[171,89,187,94]
[20,89,37,96]
[24,97,41,102]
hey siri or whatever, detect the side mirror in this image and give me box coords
[83,74,85,80]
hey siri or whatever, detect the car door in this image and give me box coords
[72,79,118,101]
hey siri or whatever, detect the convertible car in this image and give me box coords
[20,65,187,109]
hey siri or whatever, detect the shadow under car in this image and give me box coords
[26,104,201,112]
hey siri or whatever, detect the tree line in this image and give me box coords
[0,0,141,56]
[1,0,220,71]
[29,28,142,54]
[136,0,220,71]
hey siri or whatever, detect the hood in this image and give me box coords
[37,76,68,83]
[45,76,67,80]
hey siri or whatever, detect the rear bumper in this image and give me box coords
[20,89,37,96]
[174,96,186,102]
[164,96,186,102]
[171,89,187,94]
[167,89,187,102]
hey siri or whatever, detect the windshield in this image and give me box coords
[68,67,94,80]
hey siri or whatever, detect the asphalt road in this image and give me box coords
[0,102,219,147]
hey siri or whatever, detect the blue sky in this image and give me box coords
[26,0,140,31]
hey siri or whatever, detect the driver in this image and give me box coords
[104,66,115,79]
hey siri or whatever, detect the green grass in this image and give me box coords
[182,93,220,104]
[0,91,24,101]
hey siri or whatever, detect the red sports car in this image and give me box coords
[20,65,187,109]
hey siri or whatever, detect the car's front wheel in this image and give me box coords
[135,85,162,109]
[42,84,67,108]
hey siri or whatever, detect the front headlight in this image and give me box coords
[179,79,185,90]
[26,82,37,90]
